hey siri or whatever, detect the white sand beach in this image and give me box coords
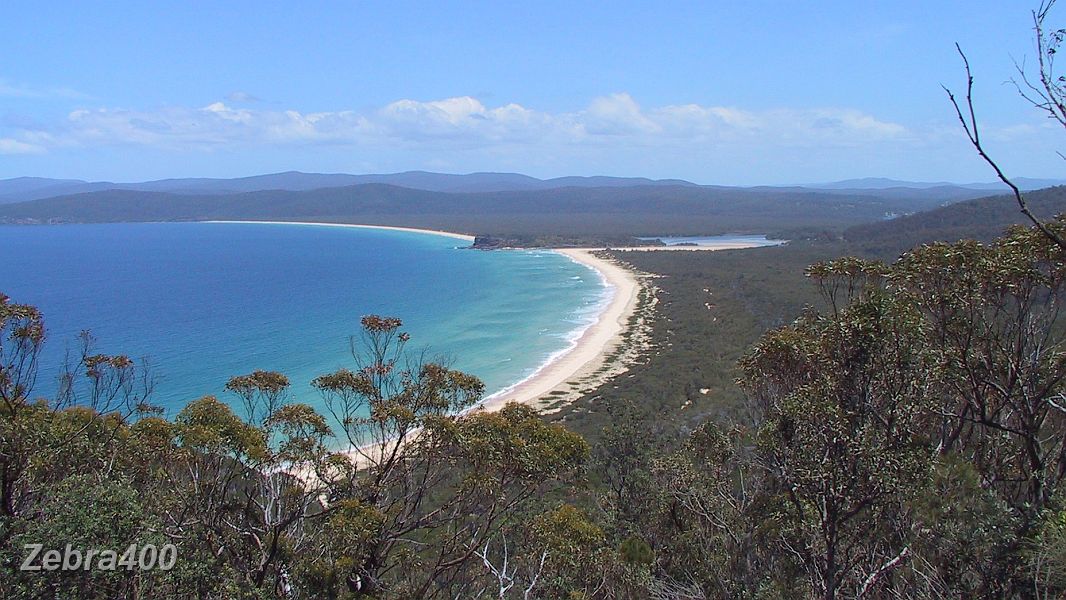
[475,248,641,411]
[475,240,778,410]
[204,220,476,242]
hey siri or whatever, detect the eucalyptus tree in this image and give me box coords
[304,315,589,598]
[737,261,936,600]
[0,294,151,536]
[890,224,1066,595]
[728,220,1066,598]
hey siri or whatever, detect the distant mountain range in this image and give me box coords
[5,168,1064,248]
[808,176,1064,191]
[0,171,699,204]
[1,171,1061,205]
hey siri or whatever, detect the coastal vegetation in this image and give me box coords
[6,214,1066,598]
[8,4,1066,597]
[0,307,588,598]
[551,180,1066,444]
[652,222,1066,597]
[541,214,1066,598]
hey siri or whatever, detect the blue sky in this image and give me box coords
[2,1,1063,184]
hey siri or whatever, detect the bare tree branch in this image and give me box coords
[944,43,1066,250]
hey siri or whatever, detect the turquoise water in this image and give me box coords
[0,222,608,418]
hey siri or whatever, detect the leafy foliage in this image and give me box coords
[0,311,587,599]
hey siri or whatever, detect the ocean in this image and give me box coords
[0,222,608,419]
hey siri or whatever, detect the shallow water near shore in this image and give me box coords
[0,222,607,419]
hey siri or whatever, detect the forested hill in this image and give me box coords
[7,171,1052,204]
[844,185,1066,254]
[0,171,702,203]
[0,183,953,244]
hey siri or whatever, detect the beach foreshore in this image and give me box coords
[474,248,641,411]
[476,240,782,409]
[204,220,476,242]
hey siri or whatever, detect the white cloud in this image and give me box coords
[0,93,923,157]
[377,96,491,139]
[582,93,661,136]
[653,104,760,135]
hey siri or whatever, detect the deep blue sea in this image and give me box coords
[0,222,608,419]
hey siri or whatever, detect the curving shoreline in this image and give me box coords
[474,248,640,411]
[202,220,766,414]
[204,220,639,414]
[203,220,476,242]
